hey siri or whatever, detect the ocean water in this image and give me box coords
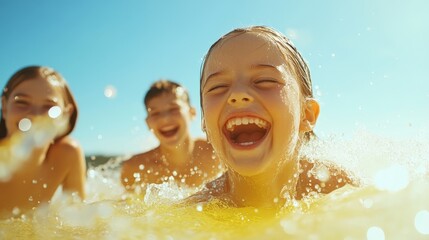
[1,131,428,239]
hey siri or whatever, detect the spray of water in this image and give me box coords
[0,111,69,181]
[1,130,428,239]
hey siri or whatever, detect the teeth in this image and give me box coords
[160,125,177,131]
[225,117,268,131]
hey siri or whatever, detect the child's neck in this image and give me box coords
[159,137,194,168]
[226,159,299,208]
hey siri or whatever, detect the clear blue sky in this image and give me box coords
[1,0,428,155]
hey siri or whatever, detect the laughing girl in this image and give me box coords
[195,26,357,208]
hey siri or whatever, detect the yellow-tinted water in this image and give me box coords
[1,132,429,239]
[1,181,428,239]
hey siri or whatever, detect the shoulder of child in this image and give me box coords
[193,138,220,165]
[297,158,359,199]
[48,136,86,198]
[49,136,84,162]
[123,148,161,168]
[193,138,215,154]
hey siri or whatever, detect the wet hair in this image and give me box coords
[200,25,315,140]
[0,66,78,141]
[144,79,191,108]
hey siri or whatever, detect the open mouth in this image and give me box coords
[223,116,270,147]
[159,125,180,138]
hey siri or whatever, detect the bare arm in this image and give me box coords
[59,139,86,199]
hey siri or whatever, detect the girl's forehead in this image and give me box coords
[212,32,278,56]
[147,92,188,108]
[11,77,64,99]
[203,32,287,77]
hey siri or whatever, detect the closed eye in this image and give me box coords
[168,107,180,114]
[149,111,161,117]
[254,79,283,89]
[13,100,30,107]
[206,84,229,94]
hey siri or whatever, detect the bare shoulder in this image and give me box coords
[296,158,359,199]
[193,138,222,169]
[185,173,228,205]
[194,138,214,151]
[48,136,84,161]
[193,139,217,160]
[122,148,160,168]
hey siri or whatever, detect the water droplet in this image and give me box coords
[28,196,33,202]
[196,204,203,212]
[367,226,385,240]
[48,106,62,118]
[32,179,38,184]
[415,210,429,235]
[104,85,117,98]
[315,165,330,182]
[12,207,20,216]
[139,164,145,170]
[43,183,48,189]
[18,118,32,132]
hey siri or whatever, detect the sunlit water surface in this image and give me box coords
[1,131,429,239]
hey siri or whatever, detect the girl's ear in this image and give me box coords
[64,104,74,115]
[299,99,320,132]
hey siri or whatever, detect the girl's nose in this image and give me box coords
[227,91,254,105]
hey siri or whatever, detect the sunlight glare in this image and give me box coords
[48,106,62,118]
[414,210,429,235]
[18,118,32,132]
[367,226,385,240]
[373,164,409,192]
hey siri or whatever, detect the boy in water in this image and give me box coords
[121,80,223,192]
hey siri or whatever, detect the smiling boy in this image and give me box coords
[121,80,223,192]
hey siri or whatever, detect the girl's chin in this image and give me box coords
[225,156,272,176]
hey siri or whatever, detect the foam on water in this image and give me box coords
[1,130,428,239]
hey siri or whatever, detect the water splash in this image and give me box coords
[0,115,69,180]
[1,130,428,239]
